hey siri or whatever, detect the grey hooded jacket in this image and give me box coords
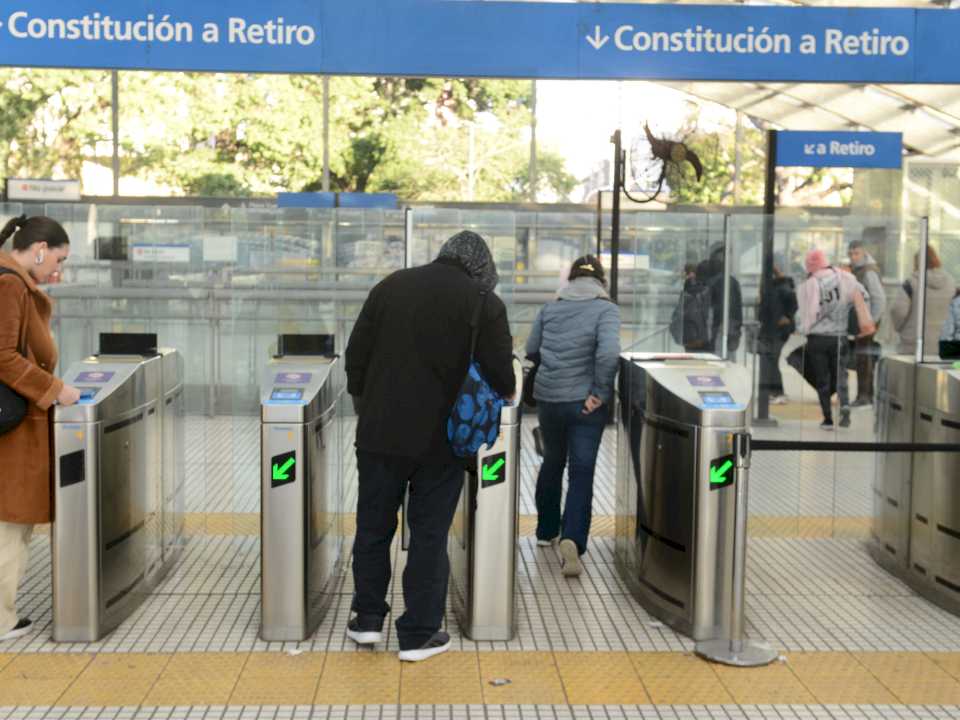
[525,277,621,404]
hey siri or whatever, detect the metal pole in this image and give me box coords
[595,190,603,258]
[721,215,732,361]
[610,130,622,304]
[915,217,930,363]
[695,433,777,667]
[404,207,414,269]
[322,76,331,193]
[529,79,538,203]
[111,70,120,197]
[757,130,778,421]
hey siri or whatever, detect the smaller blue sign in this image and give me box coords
[776,131,902,169]
[277,192,336,209]
[338,193,399,209]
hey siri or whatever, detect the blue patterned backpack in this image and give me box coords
[447,291,505,458]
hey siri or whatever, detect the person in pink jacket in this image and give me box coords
[795,248,875,429]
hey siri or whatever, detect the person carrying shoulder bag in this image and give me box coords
[0,215,80,642]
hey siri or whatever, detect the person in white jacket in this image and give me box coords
[796,248,876,429]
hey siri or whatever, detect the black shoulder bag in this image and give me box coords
[0,268,29,436]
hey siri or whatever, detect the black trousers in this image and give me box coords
[352,450,463,649]
[758,335,787,396]
[803,334,850,421]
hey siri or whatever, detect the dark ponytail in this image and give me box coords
[0,214,69,251]
[568,254,607,286]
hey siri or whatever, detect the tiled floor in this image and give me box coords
[3,411,958,718]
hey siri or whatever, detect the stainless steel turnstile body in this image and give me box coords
[872,356,917,568]
[615,353,751,641]
[53,350,184,642]
[448,359,523,641]
[260,356,344,641]
[870,359,960,616]
[911,363,960,611]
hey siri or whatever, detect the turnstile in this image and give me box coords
[52,338,184,642]
[615,353,755,642]
[260,338,344,641]
[910,363,960,612]
[872,356,917,568]
[448,358,523,641]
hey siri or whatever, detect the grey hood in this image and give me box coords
[852,251,879,270]
[917,267,955,291]
[558,276,609,301]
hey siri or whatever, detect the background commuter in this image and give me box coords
[0,215,80,642]
[795,248,874,429]
[757,253,797,405]
[670,263,712,352]
[942,291,960,344]
[699,245,743,360]
[526,255,620,577]
[847,239,886,406]
[890,246,957,356]
[344,230,515,662]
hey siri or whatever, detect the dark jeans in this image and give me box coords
[803,334,850,421]
[853,336,879,401]
[758,335,787,396]
[535,400,607,555]
[352,451,463,650]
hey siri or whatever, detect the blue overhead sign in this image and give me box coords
[0,1,956,84]
[776,132,903,169]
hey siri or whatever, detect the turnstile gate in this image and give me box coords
[448,358,523,641]
[52,335,184,642]
[260,336,344,641]
[871,359,960,616]
[616,352,776,665]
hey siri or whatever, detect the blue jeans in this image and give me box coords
[535,400,607,555]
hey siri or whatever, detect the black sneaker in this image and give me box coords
[820,419,834,430]
[851,397,872,408]
[839,409,851,428]
[0,618,31,642]
[398,631,451,662]
[346,616,383,645]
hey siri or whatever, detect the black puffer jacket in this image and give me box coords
[345,257,516,465]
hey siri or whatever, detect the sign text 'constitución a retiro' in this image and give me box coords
[607,25,910,56]
[3,11,318,47]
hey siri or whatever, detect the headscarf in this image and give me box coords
[436,230,499,291]
[805,248,829,274]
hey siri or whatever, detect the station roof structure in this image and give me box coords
[593,0,960,161]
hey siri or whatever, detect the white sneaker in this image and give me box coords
[346,617,383,645]
[770,395,788,405]
[537,536,558,547]
[0,618,31,642]
[559,539,582,577]
[398,631,451,662]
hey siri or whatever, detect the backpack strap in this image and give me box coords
[0,268,29,358]
[468,290,487,360]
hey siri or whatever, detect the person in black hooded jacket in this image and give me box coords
[344,230,515,662]
[757,253,797,403]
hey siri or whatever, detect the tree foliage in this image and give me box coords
[0,69,575,202]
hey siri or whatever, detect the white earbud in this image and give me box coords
[35,251,45,265]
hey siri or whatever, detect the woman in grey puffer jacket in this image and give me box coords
[525,255,621,577]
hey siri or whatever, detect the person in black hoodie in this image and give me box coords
[757,253,797,404]
[344,230,515,662]
[700,244,743,359]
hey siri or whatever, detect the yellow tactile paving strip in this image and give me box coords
[171,513,871,539]
[4,650,960,707]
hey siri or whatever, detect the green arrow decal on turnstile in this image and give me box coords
[709,455,734,491]
[481,452,506,488]
[271,451,297,487]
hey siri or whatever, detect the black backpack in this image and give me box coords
[670,283,712,349]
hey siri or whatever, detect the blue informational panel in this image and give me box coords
[776,131,903,169]
[0,1,951,84]
[277,192,335,209]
